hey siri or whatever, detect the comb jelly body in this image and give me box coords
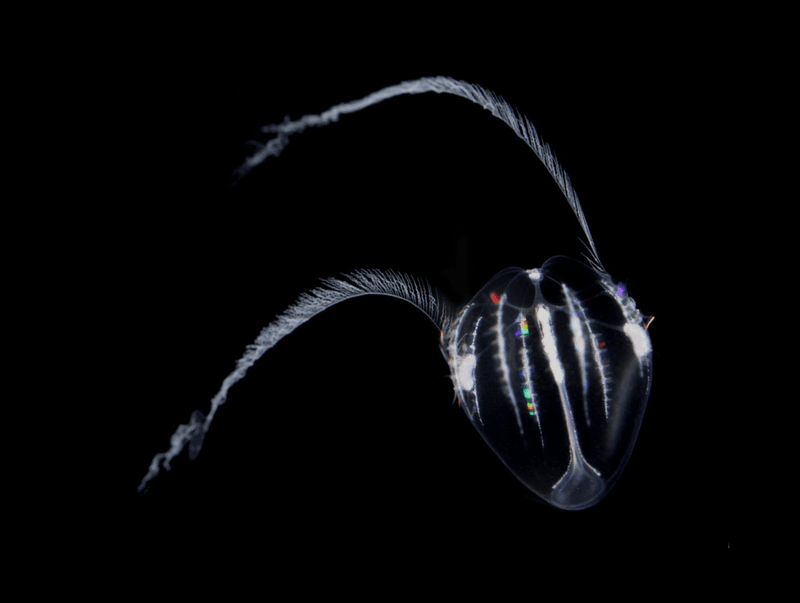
[444,256,652,510]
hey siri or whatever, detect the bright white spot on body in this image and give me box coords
[458,353,477,391]
[624,322,651,359]
[536,305,564,385]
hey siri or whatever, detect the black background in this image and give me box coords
[63,32,720,552]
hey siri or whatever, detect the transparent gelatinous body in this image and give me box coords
[443,256,652,510]
[139,77,654,510]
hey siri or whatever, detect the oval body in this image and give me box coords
[443,256,652,510]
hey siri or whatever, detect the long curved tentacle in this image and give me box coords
[235,76,604,271]
[138,269,451,492]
